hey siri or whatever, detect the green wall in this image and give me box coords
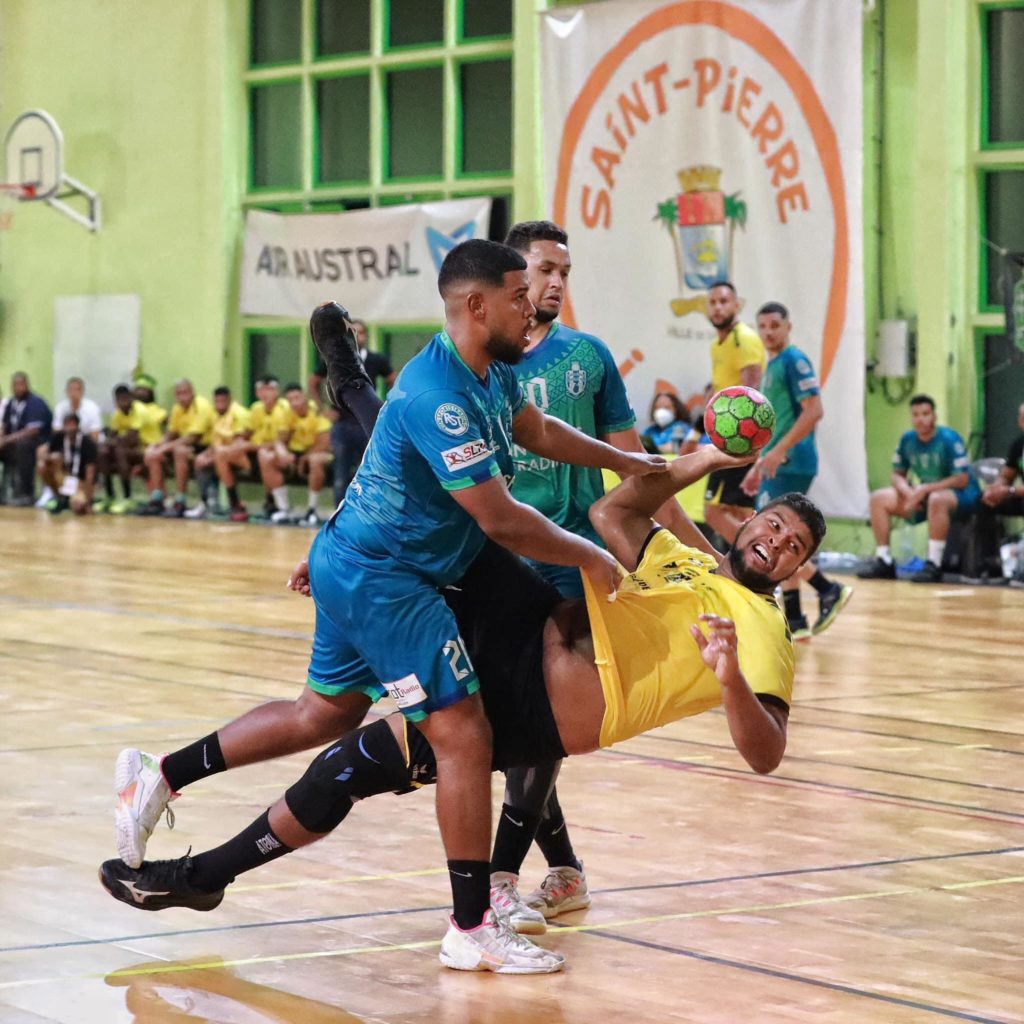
[0,0,248,409]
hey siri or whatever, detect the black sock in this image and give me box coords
[783,589,803,622]
[161,732,227,792]
[227,484,240,507]
[339,383,383,440]
[104,475,115,499]
[534,801,581,871]
[120,477,132,499]
[189,809,292,892]
[490,803,543,875]
[807,570,832,594]
[448,860,491,929]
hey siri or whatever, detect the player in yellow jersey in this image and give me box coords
[99,384,159,512]
[101,442,825,973]
[703,280,767,544]
[184,387,251,519]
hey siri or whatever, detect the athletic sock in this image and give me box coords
[875,545,892,564]
[782,588,803,622]
[189,809,292,892]
[534,807,582,872]
[928,539,946,566]
[307,488,320,511]
[120,477,132,499]
[161,732,227,792]
[272,486,289,511]
[806,570,832,594]
[490,803,543,875]
[227,484,240,507]
[104,475,115,500]
[339,383,383,440]
[448,860,491,930]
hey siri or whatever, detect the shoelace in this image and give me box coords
[164,806,176,831]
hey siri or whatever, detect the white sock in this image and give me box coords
[875,545,892,564]
[272,486,289,511]
[307,489,320,511]
[927,540,945,567]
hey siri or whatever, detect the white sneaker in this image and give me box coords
[439,909,564,974]
[270,508,293,524]
[525,864,591,920]
[183,504,206,519]
[490,871,547,934]
[114,749,177,868]
[34,487,55,509]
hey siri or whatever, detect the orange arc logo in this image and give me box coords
[552,0,849,384]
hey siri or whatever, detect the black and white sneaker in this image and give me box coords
[309,301,371,404]
[910,560,942,584]
[99,854,226,912]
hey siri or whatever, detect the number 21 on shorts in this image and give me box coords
[443,637,473,680]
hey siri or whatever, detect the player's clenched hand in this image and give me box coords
[581,545,624,600]
[287,558,312,596]
[690,614,742,684]
[613,451,670,478]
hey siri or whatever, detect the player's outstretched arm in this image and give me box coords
[590,447,752,570]
[690,614,787,774]
[511,402,667,479]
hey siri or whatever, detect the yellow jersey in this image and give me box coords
[287,407,331,453]
[582,529,794,749]
[109,400,165,445]
[248,398,292,445]
[710,321,766,392]
[168,395,215,445]
[211,401,251,446]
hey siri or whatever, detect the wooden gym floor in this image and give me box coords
[1,510,1022,1024]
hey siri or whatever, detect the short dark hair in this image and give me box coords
[284,383,304,394]
[259,376,280,388]
[757,301,789,319]
[63,412,80,425]
[759,492,826,556]
[648,391,689,424]
[910,394,935,410]
[504,220,569,254]
[437,239,527,297]
[114,384,133,398]
[214,386,231,398]
[708,280,736,295]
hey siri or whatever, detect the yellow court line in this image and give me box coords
[3,875,1022,991]
[231,866,448,893]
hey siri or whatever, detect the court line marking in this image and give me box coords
[3,874,1021,991]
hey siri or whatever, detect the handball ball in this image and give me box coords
[69,491,89,515]
[705,386,775,456]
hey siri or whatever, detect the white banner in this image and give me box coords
[239,198,492,322]
[541,0,866,517]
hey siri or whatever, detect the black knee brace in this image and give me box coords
[503,760,563,816]
[284,718,417,834]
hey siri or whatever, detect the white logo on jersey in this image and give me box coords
[565,361,588,398]
[435,403,469,436]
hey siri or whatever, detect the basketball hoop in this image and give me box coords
[0,183,33,232]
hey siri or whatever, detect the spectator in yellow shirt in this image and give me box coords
[184,387,251,519]
[97,384,154,513]
[258,383,332,526]
[139,379,215,518]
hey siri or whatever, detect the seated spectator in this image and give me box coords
[976,401,1024,578]
[52,376,103,438]
[98,384,166,513]
[40,412,98,514]
[185,387,251,518]
[858,394,980,583]
[0,372,52,505]
[309,319,394,504]
[138,379,215,517]
[258,383,332,525]
[132,374,168,435]
[642,391,698,454]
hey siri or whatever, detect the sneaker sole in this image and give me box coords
[439,950,564,974]
[114,749,148,868]
[813,587,853,635]
[509,915,548,935]
[531,893,592,920]
[98,865,224,913]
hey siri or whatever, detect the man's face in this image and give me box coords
[707,286,739,331]
[214,393,231,415]
[286,389,308,416]
[910,401,936,438]
[523,239,571,326]
[263,382,280,406]
[174,383,194,407]
[116,392,133,413]
[11,375,27,399]
[756,313,791,355]
[483,269,535,365]
[66,379,84,403]
[729,505,814,592]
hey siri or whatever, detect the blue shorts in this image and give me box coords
[903,484,981,524]
[526,559,585,600]
[305,527,479,722]
[756,472,816,510]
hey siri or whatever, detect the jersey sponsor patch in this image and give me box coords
[441,438,492,471]
[434,403,469,436]
[384,673,428,709]
[798,376,818,391]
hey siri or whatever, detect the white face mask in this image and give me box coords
[652,407,675,427]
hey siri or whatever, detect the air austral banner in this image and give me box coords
[541,0,866,516]
[239,198,491,323]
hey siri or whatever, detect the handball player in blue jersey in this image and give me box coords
[740,302,852,639]
[858,393,980,583]
[112,239,667,973]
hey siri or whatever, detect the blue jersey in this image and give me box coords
[893,426,978,496]
[643,419,689,451]
[761,345,819,476]
[510,323,634,542]
[333,331,526,585]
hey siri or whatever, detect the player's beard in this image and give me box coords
[709,313,736,331]
[727,525,775,594]
[533,306,557,325]
[485,333,526,365]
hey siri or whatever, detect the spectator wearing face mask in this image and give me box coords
[642,391,698,455]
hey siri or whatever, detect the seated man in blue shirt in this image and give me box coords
[858,394,980,583]
[0,371,52,505]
